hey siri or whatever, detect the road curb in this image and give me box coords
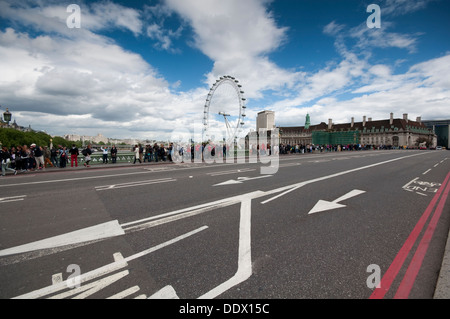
[434,226,450,298]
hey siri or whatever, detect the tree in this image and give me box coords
[0,128,73,148]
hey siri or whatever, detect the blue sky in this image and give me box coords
[0,0,449,140]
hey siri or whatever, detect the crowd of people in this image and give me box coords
[2,140,399,177]
[1,142,178,176]
[278,143,396,154]
[132,143,174,163]
[0,143,97,176]
[1,143,49,176]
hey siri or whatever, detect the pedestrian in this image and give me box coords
[100,146,108,164]
[50,147,58,167]
[159,144,166,161]
[1,146,18,176]
[69,144,79,167]
[60,146,67,168]
[43,146,53,168]
[22,145,30,170]
[139,144,144,163]
[110,145,117,164]
[83,144,92,167]
[31,144,45,170]
[133,145,141,164]
[153,143,159,162]
[9,146,16,170]
[144,145,151,162]
[15,145,25,172]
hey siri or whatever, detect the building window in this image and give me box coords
[393,136,399,147]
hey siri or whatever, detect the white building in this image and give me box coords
[257,110,275,132]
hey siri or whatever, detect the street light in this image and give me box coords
[3,108,12,126]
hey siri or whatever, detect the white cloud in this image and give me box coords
[323,21,345,36]
[163,0,302,99]
[383,0,436,16]
[0,25,188,139]
[146,23,183,52]
[284,54,450,127]
[350,22,420,53]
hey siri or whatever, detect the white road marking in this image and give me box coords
[0,195,26,204]
[213,175,272,186]
[0,171,153,188]
[261,153,428,204]
[308,190,366,215]
[403,177,419,189]
[125,226,208,263]
[0,220,125,257]
[122,191,265,239]
[13,226,207,299]
[148,285,179,299]
[207,168,255,176]
[402,177,441,197]
[261,184,303,204]
[198,197,252,299]
[1,152,428,259]
[95,178,176,191]
[49,270,130,299]
[423,169,432,175]
[3,151,432,299]
[107,286,140,299]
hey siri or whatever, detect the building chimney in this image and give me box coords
[390,113,394,125]
[351,117,354,128]
[368,117,372,122]
[403,113,408,123]
[363,116,366,127]
[328,119,333,130]
[416,116,421,123]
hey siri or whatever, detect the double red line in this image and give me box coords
[370,171,450,299]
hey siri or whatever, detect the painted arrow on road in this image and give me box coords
[213,175,273,186]
[308,189,366,215]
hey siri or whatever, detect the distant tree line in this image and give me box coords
[0,128,76,148]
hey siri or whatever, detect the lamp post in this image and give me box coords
[3,108,12,127]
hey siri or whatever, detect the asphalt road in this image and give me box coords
[0,149,449,301]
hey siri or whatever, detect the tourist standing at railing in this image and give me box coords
[15,146,24,171]
[133,145,141,164]
[69,144,79,167]
[43,146,53,168]
[100,146,109,164]
[144,145,151,162]
[59,146,67,168]
[50,147,58,167]
[110,145,117,164]
[30,144,44,170]
[139,144,144,163]
[83,144,92,167]
[23,145,34,171]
